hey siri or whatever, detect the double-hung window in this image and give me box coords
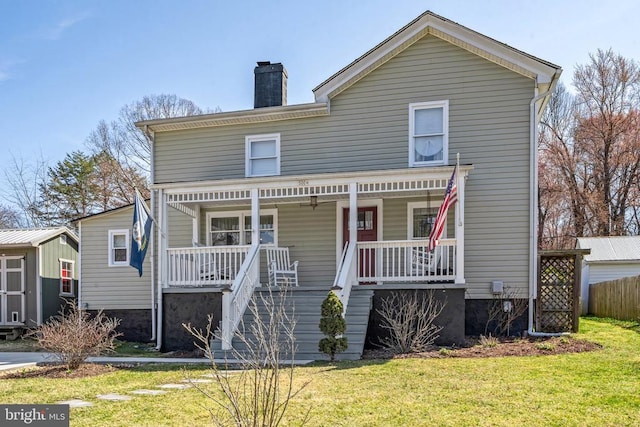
[246,134,280,177]
[208,210,277,246]
[407,201,442,240]
[409,100,448,166]
[59,259,74,296]
[108,229,129,266]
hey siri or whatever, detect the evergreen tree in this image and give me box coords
[318,292,348,361]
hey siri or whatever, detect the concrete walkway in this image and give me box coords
[0,352,313,371]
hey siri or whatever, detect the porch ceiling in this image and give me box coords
[158,165,472,206]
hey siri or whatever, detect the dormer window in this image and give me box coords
[245,133,280,177]
[409,101,448,167]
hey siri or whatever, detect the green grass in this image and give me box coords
[2,317,639,426]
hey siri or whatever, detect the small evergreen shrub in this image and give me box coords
[318,292,348,361]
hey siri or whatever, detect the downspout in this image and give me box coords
[77,223,82,312]
[528,79,568,337]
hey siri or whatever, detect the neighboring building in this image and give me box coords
[576,236,640,314]
[83,11,562,357]
[75,204,155,342]
[0,227,78,338]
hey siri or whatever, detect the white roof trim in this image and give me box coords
[136,102,329,132]
[313,11,561,102]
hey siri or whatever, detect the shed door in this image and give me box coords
[0,256,25,325]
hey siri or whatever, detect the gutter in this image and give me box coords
[527,75,566,337]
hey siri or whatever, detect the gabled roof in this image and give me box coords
[313,11,562,102]
[576,236,640,262]
[0,227,78,247]
[136,11,561,134]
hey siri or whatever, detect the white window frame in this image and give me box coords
[407,201,445,240]
[409,100,449,167]
[245,133,281,177]
[206,209,278,246]
[59,259,74,296]
[108,229,130,267]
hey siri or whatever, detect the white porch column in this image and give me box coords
[192,204,200,245]
[349,183,358,245]
[251,188,260,269]
[455,173,465,284]
[158,189,167,287]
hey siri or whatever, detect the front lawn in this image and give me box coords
[1,317,639,426]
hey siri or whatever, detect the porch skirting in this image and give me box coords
[364,287,466,348]
[88,309,152,343]
[162,291,223,352]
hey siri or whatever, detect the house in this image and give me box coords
[0,227,78,339]
[74,203,154,342]
[84,11,561,357]
[576,236,640,314]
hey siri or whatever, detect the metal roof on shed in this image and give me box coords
[576,236,640,262]
[0,227,78,247]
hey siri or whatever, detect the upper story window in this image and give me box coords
[409,101,448,167]
[108,229,129,267]
[245,134,280,177]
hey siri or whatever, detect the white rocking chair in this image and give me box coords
[266,247,299,287]
[412,247,441,276]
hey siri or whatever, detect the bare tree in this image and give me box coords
[3,153,51,227]
[0,204,21,228]
[539,50,640,246]
[87,94,208,178]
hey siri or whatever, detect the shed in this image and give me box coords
[576,236,640,314]
[0,227,78,337]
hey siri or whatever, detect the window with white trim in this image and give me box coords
[409,101,448,166]
[245,134,280,177]
[407,201,443,240]
[60,259,74,296]
[207,210,277,246]
[108,229,129,266]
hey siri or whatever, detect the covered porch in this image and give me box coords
[155,166,471,348]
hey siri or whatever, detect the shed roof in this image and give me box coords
[0,227,78,247]
[576,236,640,262]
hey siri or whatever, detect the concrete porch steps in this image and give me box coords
[211,287,373,361]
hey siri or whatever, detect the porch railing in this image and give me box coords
[332,241,358,314]
[357,239,456,283]
[220,244,261,350]
[167,246,250,286]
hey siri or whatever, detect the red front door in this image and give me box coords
[343,207,377,282]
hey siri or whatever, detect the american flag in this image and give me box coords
[428,165,458,251]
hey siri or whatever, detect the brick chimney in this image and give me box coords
[254,61,287,108]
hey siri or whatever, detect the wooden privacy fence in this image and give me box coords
[589,276,640,321]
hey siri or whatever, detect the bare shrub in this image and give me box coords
[485,288,528,337]
[184,288,310,427]
[377,290,446,353]
[29,302,121,370]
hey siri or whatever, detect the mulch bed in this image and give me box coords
[0,363,118,379]
[362,335,601,359]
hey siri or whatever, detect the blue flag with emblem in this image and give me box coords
[130,191,153,277]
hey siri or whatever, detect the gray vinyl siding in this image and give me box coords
[154,35,535,299]
[80,208,151,310]
[167,207,193,248]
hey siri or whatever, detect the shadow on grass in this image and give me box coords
[583,315,640,334]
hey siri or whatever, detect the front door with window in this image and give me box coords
[343,207,378,282]
[0,256,25,325]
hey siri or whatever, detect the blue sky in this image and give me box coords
[1,0,638,201]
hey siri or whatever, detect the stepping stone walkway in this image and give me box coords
[97,393,132,401]
[130,389,167,396]
[56,369,243,415]
[57,399,93,408]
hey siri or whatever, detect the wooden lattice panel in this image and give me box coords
[537,255,577,333]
